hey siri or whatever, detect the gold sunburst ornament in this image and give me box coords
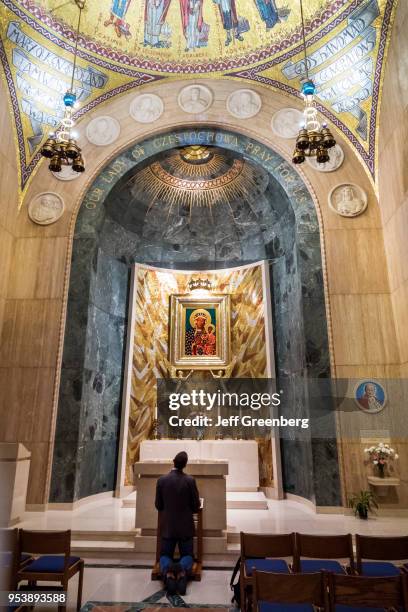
[40,0,85,174]
[130,148,261,214]
[292,0,336,166]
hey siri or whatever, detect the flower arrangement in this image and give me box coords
[364,442,398,478]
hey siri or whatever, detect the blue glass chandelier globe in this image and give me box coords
[63,91,77,107]
[301,80,316,96]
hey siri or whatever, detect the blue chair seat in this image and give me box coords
[22,555,80,573]
[245,558,289,575]
[260,603,313,612]
[300,559,345,574]
[335,606,386,612]
[360,561,400,577]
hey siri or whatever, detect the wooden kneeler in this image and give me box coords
[152,505,203,582]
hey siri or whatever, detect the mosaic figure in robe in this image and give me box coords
[180,0,209,50]
[144,0,172,47]
[104,0,133,38]
[212,0,247,46]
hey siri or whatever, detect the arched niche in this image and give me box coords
[50,127,341,508]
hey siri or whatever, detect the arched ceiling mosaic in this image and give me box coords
[0,0,397,197]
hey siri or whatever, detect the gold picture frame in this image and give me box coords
[169,294,231,370]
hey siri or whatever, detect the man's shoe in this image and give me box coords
[176,572,188,595]
[165,575,177,596]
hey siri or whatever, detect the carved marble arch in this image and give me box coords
[50,127,341,508]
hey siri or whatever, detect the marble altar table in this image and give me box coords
[139,439,259,491]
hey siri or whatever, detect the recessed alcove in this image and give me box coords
[50,128,340,509]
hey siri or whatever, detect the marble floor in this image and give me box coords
[17,496,408,538]
[14,497,408,610]
[28,567,233,612]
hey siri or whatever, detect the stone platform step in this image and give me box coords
[226,491,268,510]
[122,490,268,510]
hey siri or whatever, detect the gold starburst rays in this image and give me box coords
[129,148,260,216]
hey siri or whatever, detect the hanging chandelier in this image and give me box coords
[292,0,336,165]
[41,0,85,174]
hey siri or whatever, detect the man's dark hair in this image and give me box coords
[173,451,188,471]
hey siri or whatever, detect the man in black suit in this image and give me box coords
[155,451,200,595]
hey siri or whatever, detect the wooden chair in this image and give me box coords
[253,570,329,612]
[14,529,84,611]
[294,533,354,575]
[328,573,408,611]
[356,534,408,577]
[151,506,203,582]
[240,532,295,612]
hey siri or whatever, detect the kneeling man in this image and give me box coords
[155,451,200,595]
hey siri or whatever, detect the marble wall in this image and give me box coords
[50,128,340,506]
[379,0,408,377]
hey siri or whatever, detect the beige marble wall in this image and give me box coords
[378,0,408,377]
[0,72,402,505]
[0,82,65,505]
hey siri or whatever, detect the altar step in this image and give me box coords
[226,491,268,510]
[70,530,239,563]
[122,490,268,510]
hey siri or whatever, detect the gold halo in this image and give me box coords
[189,308,212,330]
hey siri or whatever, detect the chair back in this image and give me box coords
[18,529,71,571]
[253,570,328,608]
[329,573,408,610]
[240,532,295,560]
[294,533,354,572]
[356,534,408,568]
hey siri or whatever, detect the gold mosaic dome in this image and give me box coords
[23,0,331,73]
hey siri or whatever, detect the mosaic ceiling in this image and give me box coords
[0,0,397,197]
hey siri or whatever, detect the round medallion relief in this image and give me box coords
[226,89,262,119]
[86,115,120,146]
[178,85,213,114]
[28,192,65,225]
[271,108,304,139]
[51,158,86,181]
[328,183,367,217]
[306,144,344,172]
[129,93,164,123]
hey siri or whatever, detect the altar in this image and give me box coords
[133,459,228,555]
[139,439,260,491]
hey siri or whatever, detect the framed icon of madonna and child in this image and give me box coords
[169,294,230,370]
